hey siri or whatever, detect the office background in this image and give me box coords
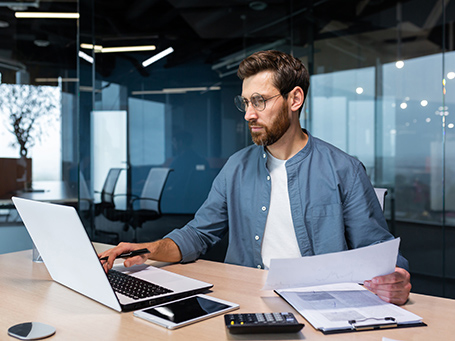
[0,0,454,299]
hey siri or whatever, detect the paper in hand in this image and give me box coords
[263,238,400,290]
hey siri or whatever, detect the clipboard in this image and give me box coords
[275,283,426,335]
[319,316,427,335]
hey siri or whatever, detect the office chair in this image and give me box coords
[94,168,126,242]
[128,167,172,242]
[374,187,388,212]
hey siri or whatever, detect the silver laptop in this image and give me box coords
[12,197,213,312]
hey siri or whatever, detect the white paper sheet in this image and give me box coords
[263,238,400,290]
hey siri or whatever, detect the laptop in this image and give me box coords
[12,197,213,312]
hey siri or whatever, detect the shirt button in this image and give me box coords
[263,153,266,158]
[267,176,270,181]
[262,206,267,211]
[257,265,262,269]
[255,235,260,241]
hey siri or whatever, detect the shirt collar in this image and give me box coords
[259,129,313,166]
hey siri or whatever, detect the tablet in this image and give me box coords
[133,294,239,329]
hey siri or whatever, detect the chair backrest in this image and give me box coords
[139,167,172,212]
[79,171,91,200]
[78,171,92,211]
[100,168,123,206]
[374,187,388,212]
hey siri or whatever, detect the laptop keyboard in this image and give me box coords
[108,269,173,299]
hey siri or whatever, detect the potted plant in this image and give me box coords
[0,84,60,189]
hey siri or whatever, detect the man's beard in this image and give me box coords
[249,101,290,146]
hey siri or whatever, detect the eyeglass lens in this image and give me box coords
[234,93,267,112]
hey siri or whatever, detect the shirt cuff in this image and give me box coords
[164,227,204,263]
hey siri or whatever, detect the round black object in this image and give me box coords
[8,322,56,340]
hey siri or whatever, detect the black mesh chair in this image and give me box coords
[95,168,125,218]
[94,168,127,242]
[128,167,172,241]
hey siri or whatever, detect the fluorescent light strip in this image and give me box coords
[78,51,93,64]
[79,86,102,93]
[132,86,221,95]
[35,78,79,83]
[142,47,174,67]
[15,12,80,19]
[101,45,156,53]
[80,44,156,53]
[80,43,103,52]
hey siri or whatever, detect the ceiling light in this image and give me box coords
[400,102,407,109]
[101,45,156,53]
[355,87,363,94]
[142,47,174,67]
[78,51,93,64]
[448,72,455,80]
[15,12,80,19]
[34,39,50,47]
[249,1,268,11]
[448,123,454,129]
[80,43,103,52]
[435,106,449,116]
[162,86,220,93]
[420,100,428,107]
[79,86,101,93]
[80,43,156,53]
[395,60,404,69]
[131,86,220,95]
[35,78,78,83]
[0,20,9,28]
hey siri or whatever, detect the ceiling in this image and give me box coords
[0,0,452,81]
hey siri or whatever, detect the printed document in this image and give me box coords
[264,238,400,290]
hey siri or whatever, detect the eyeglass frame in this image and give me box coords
[234,92,283,112]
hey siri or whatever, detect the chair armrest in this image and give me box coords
[130,197,159,204]
[130,197,159,210]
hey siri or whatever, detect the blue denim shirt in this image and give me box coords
[165,130,409,270]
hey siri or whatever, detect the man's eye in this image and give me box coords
[252,97,262,105]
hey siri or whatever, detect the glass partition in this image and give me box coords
[0,2,79,229]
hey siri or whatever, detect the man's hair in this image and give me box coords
[237,50,310,114]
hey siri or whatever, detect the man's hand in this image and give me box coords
[98,238,182,273]
[98,242,151,273]
[364,267,411,305]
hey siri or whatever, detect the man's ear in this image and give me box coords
[289,86,304,112]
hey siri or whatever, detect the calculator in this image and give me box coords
[224,312,304,334]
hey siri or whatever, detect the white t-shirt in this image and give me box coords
[261,151,301,269]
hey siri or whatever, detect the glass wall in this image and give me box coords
[0,0,79,242]
[1,0,453,298]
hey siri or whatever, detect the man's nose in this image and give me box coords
[244,104,258,122]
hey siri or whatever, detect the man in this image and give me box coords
[100,50,411,305]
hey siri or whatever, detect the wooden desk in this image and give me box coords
[1,247,454,341]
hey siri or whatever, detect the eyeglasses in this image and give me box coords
[234,92,281,112]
